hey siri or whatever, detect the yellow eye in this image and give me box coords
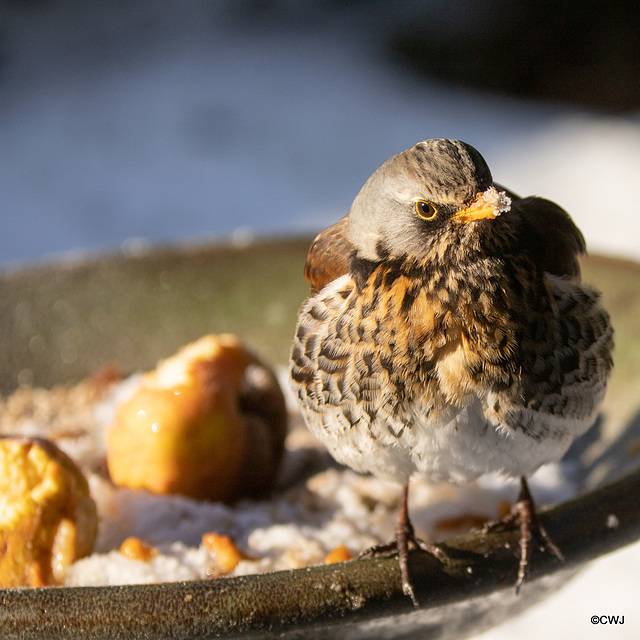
[415,201,438,220]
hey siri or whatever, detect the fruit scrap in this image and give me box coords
[202,532,246,574]
[106,334,287,503]
[0,436,97,587]
[119,537,157,563]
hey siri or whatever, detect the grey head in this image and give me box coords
[347,139,496,261]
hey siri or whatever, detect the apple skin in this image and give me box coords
[0,436,97,587]
[106,335,287,503]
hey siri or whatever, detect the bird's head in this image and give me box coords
[347,139,512,262]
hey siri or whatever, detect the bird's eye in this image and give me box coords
[415,201,438,221]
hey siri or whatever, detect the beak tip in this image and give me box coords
[455,187,511,224]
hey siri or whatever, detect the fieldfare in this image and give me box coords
[290,139,614,604]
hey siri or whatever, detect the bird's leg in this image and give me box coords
[495,476,564,592]
[396,482,417,605]
[360,481,446,607]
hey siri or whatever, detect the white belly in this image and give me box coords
[300,397,594,485]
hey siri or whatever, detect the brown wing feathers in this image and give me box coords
[304,216,353,293]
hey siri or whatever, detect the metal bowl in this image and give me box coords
[1,239,639,639]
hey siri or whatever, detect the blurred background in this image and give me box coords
[1,1,638,637]
[1,0,640,268]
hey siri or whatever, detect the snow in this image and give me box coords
[0,1,638,636]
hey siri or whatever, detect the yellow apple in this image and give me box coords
[106,334,287,503]
[0,436,97,587]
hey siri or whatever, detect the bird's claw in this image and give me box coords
[358,535,445,560]
[358,541,399,560]
[359,530,446,608]
[480,478,564,593]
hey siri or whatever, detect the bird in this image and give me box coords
[289,138,614,605]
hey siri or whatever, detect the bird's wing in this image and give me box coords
[304,215,353,293]
[511,196,586,280]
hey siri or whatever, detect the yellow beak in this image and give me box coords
[453,187,511,224]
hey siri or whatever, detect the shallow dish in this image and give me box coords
[0,239,638,639]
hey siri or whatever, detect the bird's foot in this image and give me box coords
[360,483,446,608]
[359,527,446,561]
[359,528,445,607]
[511,477,564,592]
[481,477,564,592]
[397,525,447,607]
